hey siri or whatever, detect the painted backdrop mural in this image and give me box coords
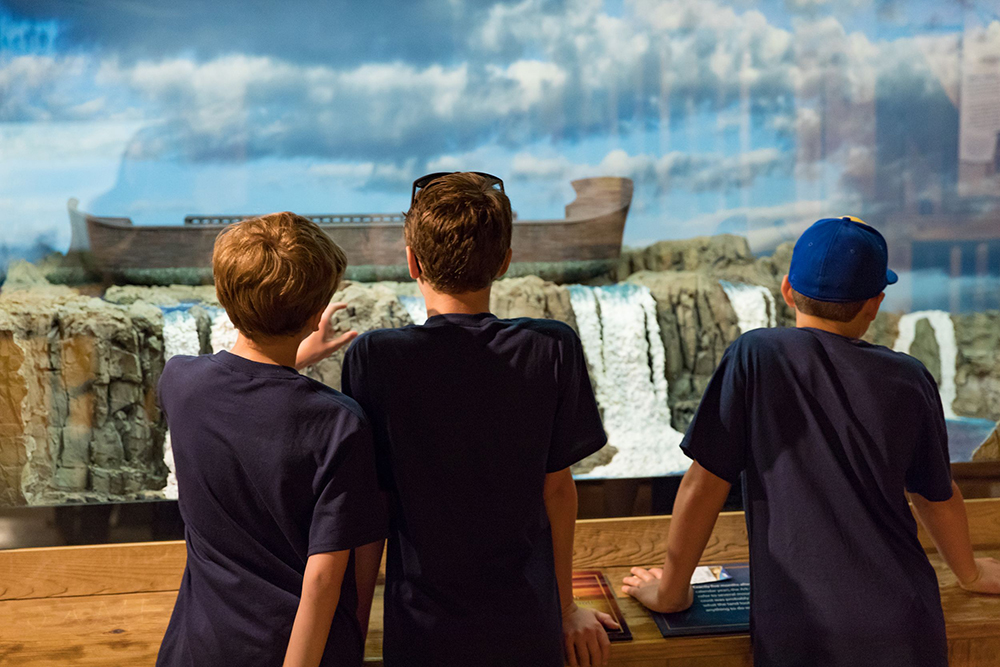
[2,0,1000,312]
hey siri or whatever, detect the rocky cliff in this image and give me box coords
[3,234,1000,504]
[0,264,167,505]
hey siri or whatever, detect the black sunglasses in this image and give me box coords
[410,171,504,207]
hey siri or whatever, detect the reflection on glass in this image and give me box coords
[1,1,998,520]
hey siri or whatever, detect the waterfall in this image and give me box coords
[893,310,958,419]
[208,307,239,352]
[398,295,428,325]
[568,284,687,478]
[161,307,202,500]
[720,281,776,333]
[162,308,201,359]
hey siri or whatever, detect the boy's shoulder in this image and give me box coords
[161,353,367,427]
[354,315,579,349]
[292,373,369,425]
[735,326,934,381]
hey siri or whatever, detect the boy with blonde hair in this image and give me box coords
[156,212,386,667]
[623,217,1000,667]
[340,172,619,667]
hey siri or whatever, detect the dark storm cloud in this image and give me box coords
[0,0,969,208]
[3,0,496,66]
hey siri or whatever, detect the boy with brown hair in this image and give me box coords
[156,212,386,667]
[622,217,1000,667]
[340,172,619,667]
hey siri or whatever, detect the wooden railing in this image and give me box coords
[184,213,407,226]
[2,499,1000,666]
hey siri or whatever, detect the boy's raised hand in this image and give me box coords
[622,567,694,614]
[562,603,618,667]
[960,557,1000,595]
[296,302,358,370]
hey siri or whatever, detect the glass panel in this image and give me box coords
[1,1,998,542]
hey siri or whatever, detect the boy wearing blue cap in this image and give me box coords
[622,217,1000,667]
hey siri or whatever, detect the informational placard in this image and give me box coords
[572,570,633,642]
[652,563,750,638]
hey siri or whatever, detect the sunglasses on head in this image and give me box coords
[410,171,504,207]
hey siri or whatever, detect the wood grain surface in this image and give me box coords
[2,498,1000,666]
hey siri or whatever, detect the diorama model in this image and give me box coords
[66,177,633,284]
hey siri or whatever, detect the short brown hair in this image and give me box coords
[405,172,512,293]
[213,212,346,341]
[791,289,867,323]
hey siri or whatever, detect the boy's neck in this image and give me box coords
[418,281,493,317]
[794,312,870,340]
[230,332,301,369]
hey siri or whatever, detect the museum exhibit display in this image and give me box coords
[2,0,1000,665]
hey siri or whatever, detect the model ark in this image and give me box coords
[66,177,633,284]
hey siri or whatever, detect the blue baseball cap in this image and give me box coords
[788,216,898,303]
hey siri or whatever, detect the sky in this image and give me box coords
[0,0,994,257]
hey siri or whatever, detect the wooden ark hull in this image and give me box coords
[67,177,633,284]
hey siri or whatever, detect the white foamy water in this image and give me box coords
[569,284,687,478]
[208,308,239,352]
[163,309,201,359]
[398,295,428,325]
[893,310,958,419]
[161,308,202,500]
[720,281,776,333]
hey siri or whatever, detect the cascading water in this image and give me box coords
[159,306,238,499]
[893,310,958,419]
[568,284,687,478]
[161,307,203,499]
[398,295,428,325]
[719,280,776,333]
[208,307,238,352]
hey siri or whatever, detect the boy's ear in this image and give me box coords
[497,248,513,279]
[863,292,885,322]
[780,274,796,310]
[406,246,421,281]
[306,307,324,333]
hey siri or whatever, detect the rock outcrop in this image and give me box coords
[302,282,415,390]
[4,237,1000,503]
[0,282,167,506]
[627,271,741,431]
[972,422,1000,461]
[953,312,1000,422]
[490,276,578,332]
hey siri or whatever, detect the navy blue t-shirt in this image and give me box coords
[683,327,951,667]
[341,312,607,667]
[156,351,387,667]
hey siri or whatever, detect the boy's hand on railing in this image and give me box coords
[959,557,1000,594]
[622,567,694,614]
[562,602,618,667]
[296,302,358,370]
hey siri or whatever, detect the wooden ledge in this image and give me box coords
[2,498,1000,666]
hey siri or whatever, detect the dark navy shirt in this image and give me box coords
[342,312,607,667]
[683,327,951,667]
[156,351,386,667]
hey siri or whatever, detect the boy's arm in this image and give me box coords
[354,537,386,642]
[283,550,351,667]
[621,461,731,612]
[545,467,619,667]
[910,482,1000,594]
[295,302,358,370]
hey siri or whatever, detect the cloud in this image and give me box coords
[510,147,790,194]
[0,2,974,173]
[0,0,986,251]
[3,0,485,67]
[0,120,142,161]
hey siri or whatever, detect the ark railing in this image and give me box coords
[184,213,407,225]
